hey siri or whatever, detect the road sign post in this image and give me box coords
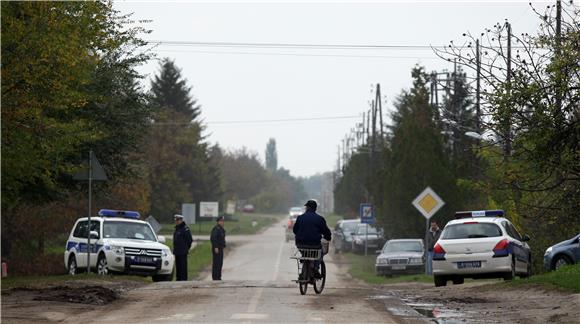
[412,186,445,275]
[360,203,374,256]
[73,150,107,274]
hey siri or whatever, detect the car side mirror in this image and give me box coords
[375,250,382,255]
[157,235,166,243]
[522,234,530,242]
[89,231,99,239]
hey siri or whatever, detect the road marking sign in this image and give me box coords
[359,203,374,224]
[412,187,445,219]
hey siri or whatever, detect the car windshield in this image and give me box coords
[290,207,302,213]
[384,241,423,253]
[103,221,156,241]
[342,222,359,233]
[442,223,502,239]
[356,225,378,235]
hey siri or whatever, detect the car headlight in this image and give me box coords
[409,258,423,264]
[162,249,171,258]
[544,247,553,256]
[355,239,362,244]
[106,245,124,255]
[378,258,388,264]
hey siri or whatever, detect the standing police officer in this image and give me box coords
[173,214,193,281]
[210,216,226,280]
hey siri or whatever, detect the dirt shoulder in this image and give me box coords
[1,279,146,323]
[378,280,580,323]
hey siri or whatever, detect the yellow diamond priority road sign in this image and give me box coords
[412,187,445,219]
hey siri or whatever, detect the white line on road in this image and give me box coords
[272,237,285,281]
[230,313,269,320]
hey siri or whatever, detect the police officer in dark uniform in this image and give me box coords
[210,216,226,280]
[173,214,193,281]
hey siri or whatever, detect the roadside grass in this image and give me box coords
[163,239,213,280]
[159,213,284,236]
[1,273,149,290]
[343,252,432,284]
[4,240,215,289]
[503,264,580,293]
[324,213,343,227]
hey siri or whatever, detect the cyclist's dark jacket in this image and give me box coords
[293,210,332,246]
[173,222,193,255]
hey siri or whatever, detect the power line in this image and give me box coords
[152,114,361,126]
[153,49,440,60]
[148,40,441,50]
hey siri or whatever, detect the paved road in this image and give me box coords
[64,219,417,323]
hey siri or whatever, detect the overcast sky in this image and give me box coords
[115,0,544,177]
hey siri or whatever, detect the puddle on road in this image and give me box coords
[370,294,492,324]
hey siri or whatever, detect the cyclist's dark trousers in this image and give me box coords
[212,248,223,280]
[175,254,188,281]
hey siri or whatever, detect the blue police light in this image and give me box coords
[98,209,140,219]
[455,210,505,219]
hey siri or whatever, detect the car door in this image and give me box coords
[571,234,580,262]
[72,220,101,269]
[502,221,529,272]
[72,220,89,268]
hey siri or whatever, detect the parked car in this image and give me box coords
[242,204,255,213]
[351,223,382,254]
[433,210,531,287]
[544,233,580,271]
[333,219,360,253]
[64,209,174,282]
[285,214,299,242]
[376,239,425,276]
[288,206,304,217]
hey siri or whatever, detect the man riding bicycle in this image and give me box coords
[293,200,332,279]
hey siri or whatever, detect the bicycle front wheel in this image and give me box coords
[313,261,326,294]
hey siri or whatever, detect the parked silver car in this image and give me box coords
[376,239,425,276]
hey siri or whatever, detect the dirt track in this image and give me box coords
[2,219,579,323]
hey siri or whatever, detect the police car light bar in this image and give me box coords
[98,209,140,219]
[455,210,504,219]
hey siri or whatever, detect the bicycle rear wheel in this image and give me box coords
[299,261,309,295]
[313,261,326,294]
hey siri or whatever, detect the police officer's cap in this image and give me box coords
[304,200,317,209]
[216,216,225,222]
[174,214,184,220]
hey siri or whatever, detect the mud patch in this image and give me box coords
[31,286,119,305]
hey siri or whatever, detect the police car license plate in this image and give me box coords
[135,256,154,263]
[457,261,481,269]
[392,265,406,270]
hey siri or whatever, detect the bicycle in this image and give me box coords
[290,241,328,295]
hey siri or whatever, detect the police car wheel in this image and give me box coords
[97,254,108,275]
[68,256,78,275]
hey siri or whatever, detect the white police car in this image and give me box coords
[432,210,532,287]
[64,209,175,282]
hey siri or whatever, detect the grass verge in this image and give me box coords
[343,252,432,284]
[504,263,580,293]
[159,213,284,236]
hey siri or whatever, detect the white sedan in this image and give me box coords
[432,210,532,287]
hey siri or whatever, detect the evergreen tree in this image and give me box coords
[147,59,222,222]
[379,67,458,237]
[150,58,200,122]
[265,138,278,171]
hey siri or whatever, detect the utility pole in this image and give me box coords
[476,38,481,134]
[504,22,512,161]
[375,84,384,139]
[555,0,563,121]
[87,150,93,274]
